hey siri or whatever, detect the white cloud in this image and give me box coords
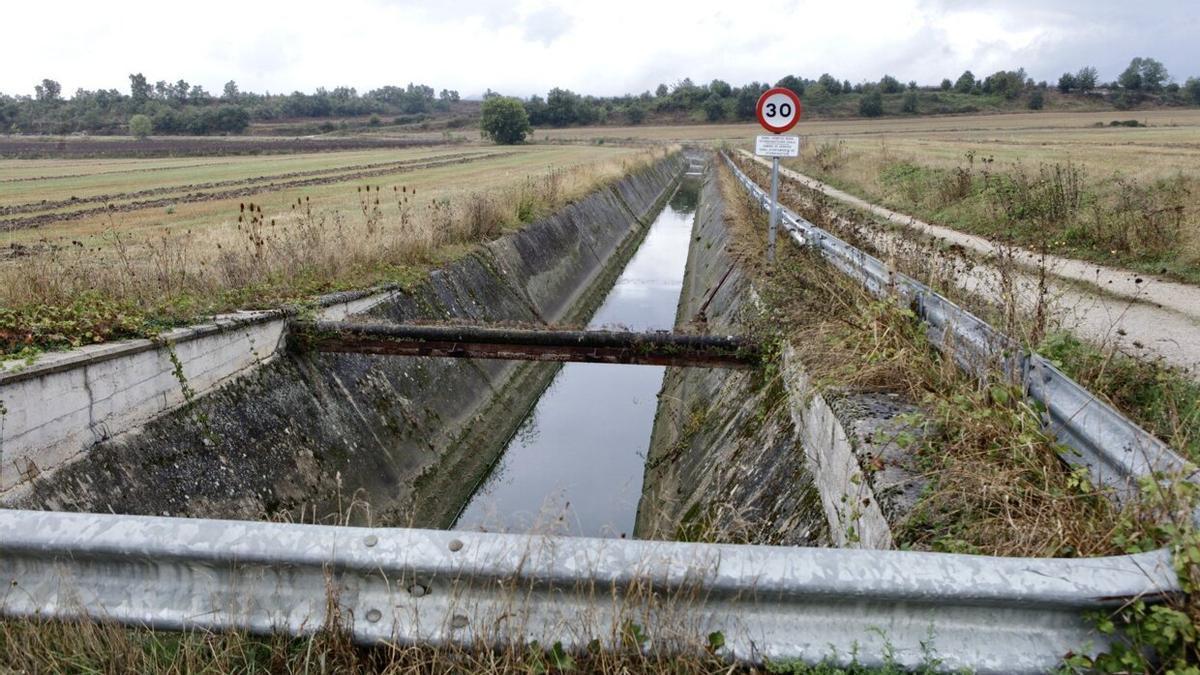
[1,0,1195,98]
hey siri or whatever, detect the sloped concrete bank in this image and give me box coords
[635,163,923,548]
[0,153,684,526]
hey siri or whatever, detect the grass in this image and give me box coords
[732,145,1200,464]
[536,108,1200,145]
[0,617,742,674]
[1039,331,1200,463]
[778,110,1200,282]
[722,151,1200,665]
[0,144,671,359]
[716,160,1151,558]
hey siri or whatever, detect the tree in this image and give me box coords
[480,96,531,144]
[878,75,903,94]
[1057,72,1076,93]
[859,89,883,117]
[734,85,761,120]
[439,89,460,103]
[222,80,240,101]
[625,103,646,125]
[708,79,731,98]
[983,70,1024,99]
[34,78,62,102]
[1185,77,1200,105]
[544,87,581,126]
[954,70,976,94]
[188,85,212,106]
[129,73,151,103]
[901,90,918,113]
[818,73,842,94]
[1027,90,1045,110]
[129,113,152,139]
[1120,57,1168,92]
[1075,66,1098,92]
[1119,59,1144,90]
[702,92,725,121]
[775,75,805,97]
[940,78,952,91]
[655,83,669,98]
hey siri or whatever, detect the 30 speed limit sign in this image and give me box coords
[754,87,802,264]
[755,87,802,133]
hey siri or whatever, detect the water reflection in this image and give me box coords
[454,185,697,537]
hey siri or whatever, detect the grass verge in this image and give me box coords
[783,137,1200,283]
[718,161,1139,557]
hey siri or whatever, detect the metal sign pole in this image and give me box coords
[754,87,802,265]
[768,155,779,263]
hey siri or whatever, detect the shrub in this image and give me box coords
[859,90,883,117]
[128,114,151,139]
[1027,90,1045,110]
[480,97,531,144]
[901,90,919,114]
[879,75,903,94]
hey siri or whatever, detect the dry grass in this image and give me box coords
[716,161,1160,558]
[535,109,1200,147]
[0,145,674,357]
[0,614,741,675]
[779,111,1200,280]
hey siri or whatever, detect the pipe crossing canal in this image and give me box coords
[294,323,758,369]
[290,174,720,536]
[430,179,701,537]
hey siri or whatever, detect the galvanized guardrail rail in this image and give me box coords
[0,509,1180,673]
[0,156,1192,674]
[722,151,1196,500]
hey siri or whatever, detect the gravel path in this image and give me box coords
[741,150,1200,376]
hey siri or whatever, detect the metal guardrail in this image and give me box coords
[0,509,1181,674]
[722,152,1196,500]
[0,157,1191,674]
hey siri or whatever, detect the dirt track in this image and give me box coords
[739,150,1200,377]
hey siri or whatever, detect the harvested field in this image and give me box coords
[774,109,1200,282]
[0,134,460,159]
[535,109,1200,146]
[0,150,509,230]
[0,142,666,356]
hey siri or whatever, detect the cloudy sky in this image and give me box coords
[2,0,1196,99]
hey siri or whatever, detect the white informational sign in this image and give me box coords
[755,134,800,157]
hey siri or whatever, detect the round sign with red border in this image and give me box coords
[755,87,802,134]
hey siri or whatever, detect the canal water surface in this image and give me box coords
[454,182,699,537]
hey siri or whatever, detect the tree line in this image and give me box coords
[507,56,1199,128]
[0,74,461,135]
[3,56,1199,137]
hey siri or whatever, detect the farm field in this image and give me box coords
[0,141,662,357]
[0,134,459,159]
[773,109,1200,282]
[536,108,1200,145]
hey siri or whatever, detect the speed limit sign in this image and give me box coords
[755,87,802,133]
[754,87,802,264]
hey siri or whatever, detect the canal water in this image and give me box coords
[454,180,699,538]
